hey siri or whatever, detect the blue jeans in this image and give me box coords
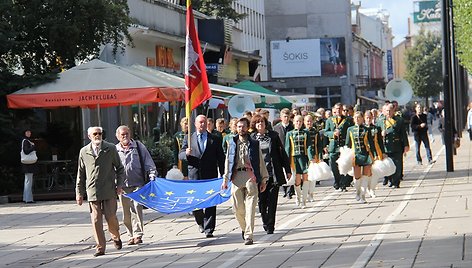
[414,133,432,162]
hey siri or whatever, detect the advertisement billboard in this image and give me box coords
[413,0,441,24]
[270,39,321,78]
[270,38,346,78]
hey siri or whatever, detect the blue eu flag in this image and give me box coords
[124,177,232,214]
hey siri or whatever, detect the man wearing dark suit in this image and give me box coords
[179,115,225,238]
[273,108,294,198]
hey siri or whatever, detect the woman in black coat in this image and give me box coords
[250,114,291,234]
[21,129,38,203]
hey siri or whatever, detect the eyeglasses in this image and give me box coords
[92,132,102,136]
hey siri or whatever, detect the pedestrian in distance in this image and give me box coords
[411,104,435,165]
[20,129,37,204]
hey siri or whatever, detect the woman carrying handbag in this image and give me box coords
[21,129,38,203]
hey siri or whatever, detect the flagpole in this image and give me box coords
[184,0,212,147]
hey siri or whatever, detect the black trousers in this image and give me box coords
[329,152,341,188]
[258,178,279,232]
[193,206,216,235]
[387,152,403,187]
[282,185,294,196]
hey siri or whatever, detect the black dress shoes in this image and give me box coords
[383,179,388,186]
[206,233,214,238]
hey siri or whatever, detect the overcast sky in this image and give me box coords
[357,0,413,46]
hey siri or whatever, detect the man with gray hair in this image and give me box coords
[115,125,157,246]
[76,126,125,257]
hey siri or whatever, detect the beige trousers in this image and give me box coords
[89,199,121,253]
[231,170,259,240]
[119,186,144,239]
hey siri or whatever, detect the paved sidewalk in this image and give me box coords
[1,130,472,268]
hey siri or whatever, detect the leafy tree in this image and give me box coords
[1,0,132,78]
[0,0,133,194]
[404,30,443,102]
[180,0,245,23]
[454,0,472,72]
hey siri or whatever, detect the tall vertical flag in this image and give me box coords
[185,0,212,119]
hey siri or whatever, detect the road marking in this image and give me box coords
[351,146,444,268]
[217,191,338,268]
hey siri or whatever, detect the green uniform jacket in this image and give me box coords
[324,115,354,153]
[346,125,375,166]
[305,127,324,162]
[365,124,385,159]
[76,140,125,201]
[285,129,314,159]
[376,115,409,154]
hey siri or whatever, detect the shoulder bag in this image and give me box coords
[20,139,38,164]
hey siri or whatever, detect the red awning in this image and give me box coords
[7,87,185,109]
[7,59,185,109]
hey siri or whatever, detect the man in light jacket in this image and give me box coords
[115,125,157,246]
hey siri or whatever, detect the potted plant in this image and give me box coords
[141,133,174,177]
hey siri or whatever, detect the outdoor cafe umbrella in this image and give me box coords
[7,59,185,110]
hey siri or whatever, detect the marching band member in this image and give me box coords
[304,114,324,202]
[285,115,313,208]
[376,103,409,188]
[345,112,375,203]
[324,103,354,192]
[364,110,384,198]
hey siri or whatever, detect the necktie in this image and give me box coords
[95,147,100,156]
[198,134,204,153]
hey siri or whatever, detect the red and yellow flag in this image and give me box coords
[185,0,212,117]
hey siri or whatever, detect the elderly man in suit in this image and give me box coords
[179,115,225,238]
